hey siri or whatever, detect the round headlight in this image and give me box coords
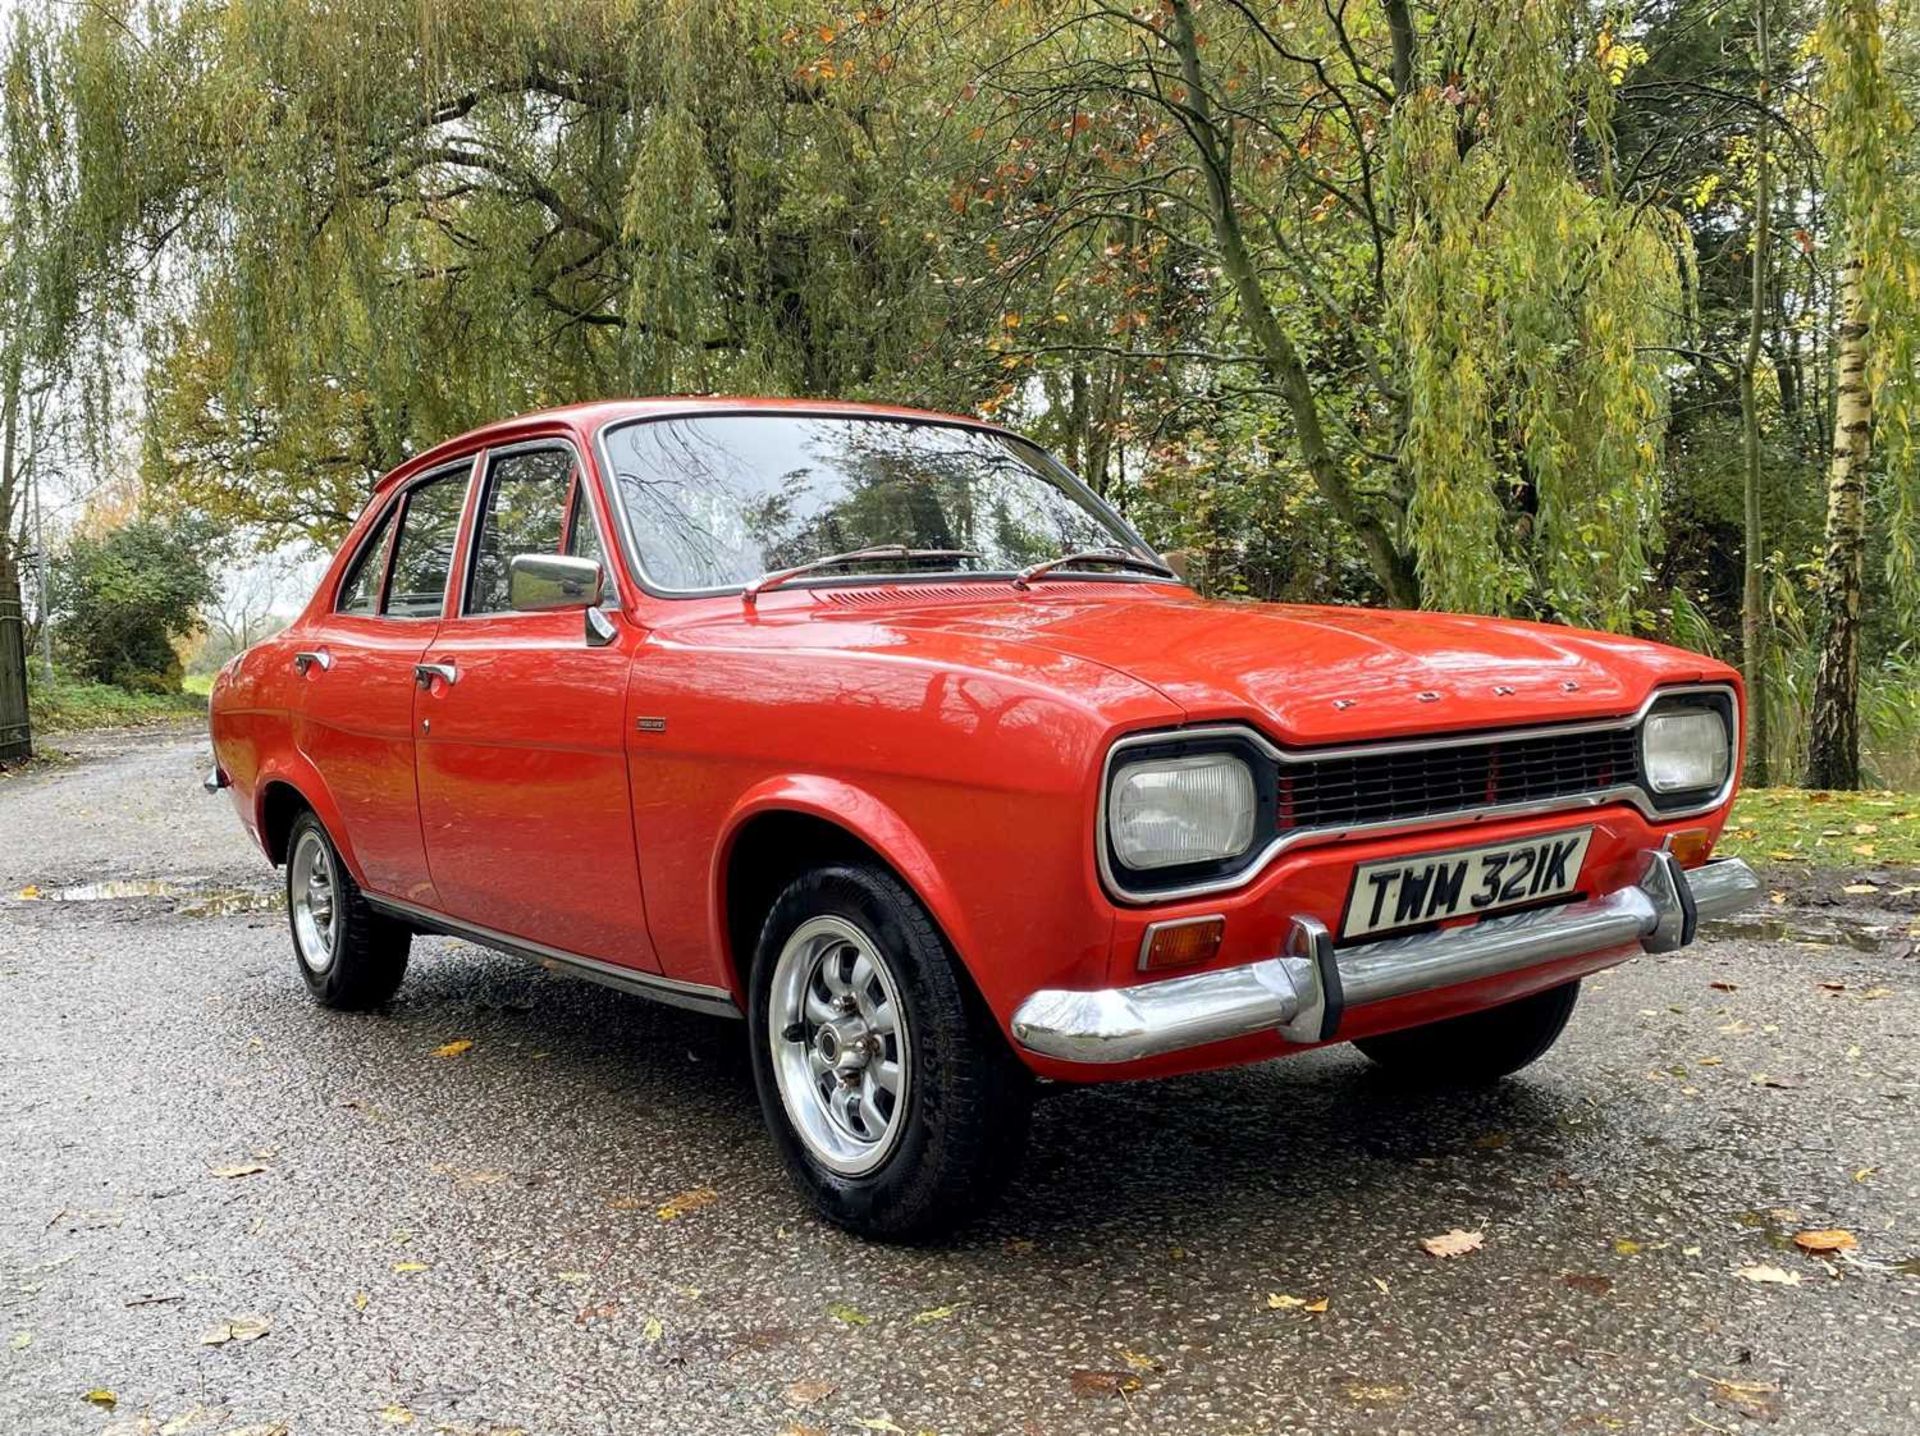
[1641,705,1730,794]
[1109,752,1257,870]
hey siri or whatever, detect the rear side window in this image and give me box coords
[466,447,575,615]
[385,470,470,619]
[336,505,398,615]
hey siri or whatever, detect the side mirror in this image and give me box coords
[508,553,604,612]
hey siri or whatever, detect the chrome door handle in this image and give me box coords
[293,649,332,675]
[414,661,458,689]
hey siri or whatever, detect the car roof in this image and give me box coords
[375,396,1012,494]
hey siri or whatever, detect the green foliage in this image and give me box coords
[9,0,1918,783]
[50,515,222,691]
[25,668,207,733]
[1391,0,1683,627]
[1815,0,1920,624]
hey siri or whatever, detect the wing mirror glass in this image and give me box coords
[508,553,604,612]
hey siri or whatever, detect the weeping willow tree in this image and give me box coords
[947,0,1689,625]
[1392,3,1688,628]
[66,0,964,546]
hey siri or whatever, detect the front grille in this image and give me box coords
[1276,726,1642,833]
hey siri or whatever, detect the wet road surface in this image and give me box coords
[1,729,1915,1435]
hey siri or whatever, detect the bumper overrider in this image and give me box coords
[1011,853,1761,1064]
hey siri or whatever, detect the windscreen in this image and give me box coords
[598,413,1147,592]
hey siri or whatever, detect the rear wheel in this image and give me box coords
[285,811,410,1009]
[1353,979,1580,1085]
[748,862,1031,1240]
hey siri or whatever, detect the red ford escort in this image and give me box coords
[207,398,1760,1237]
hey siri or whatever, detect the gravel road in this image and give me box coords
[1,729,1915,1435]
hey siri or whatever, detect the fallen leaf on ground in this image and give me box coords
[10,1330,29,1349]
[430,1039,473,1059]
[1709,980,1738,992]
[17,885,41,900]
[1304,1297,1330,1313]
[1069,1370,1142,1399]
[207,1162,268,1180]
[84,1390,118,1409]
[1842,882,1879,895]
[656,1186,718,1220]
[1563,1273,1613,1295]
[1421,1228,1483,1258]
[1345,1383,1406,1404]
[392,1261,429,1274]
[1705,1376,1781,1422]
[784,1380,837,1407]
[1736,1264,1801,1286]
[574,1302,619,1324]
[825,1301,870,1327]
[1120,1350,1160,1372]
[909,1304,958,1323]
[555,1271,589,1285]
[1613,1238,1642,1255]
[377,1404,415,1426]
[1793,1228,1858,1254]
[352,1291,369,1312]
[199,1316,270,1346]
[642,1316,663,1343]
[1266,1293,1307,1308]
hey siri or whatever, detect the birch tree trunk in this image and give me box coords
[1739,0,1773,785]
[1807,256,1870,789]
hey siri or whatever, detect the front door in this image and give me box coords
[413,441,657,970]
[293,461,472,904]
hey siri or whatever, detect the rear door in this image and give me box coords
[413,440,657,969]
[292,462,472,904]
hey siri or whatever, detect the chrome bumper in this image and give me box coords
[1011,854,1761,1064]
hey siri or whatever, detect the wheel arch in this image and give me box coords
[251,756,367,884]
[713,777,977,1004]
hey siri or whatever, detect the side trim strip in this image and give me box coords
[363,894,741,1019]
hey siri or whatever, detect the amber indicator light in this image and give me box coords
[1140,917,1226,971]
[1667,827,1716,869]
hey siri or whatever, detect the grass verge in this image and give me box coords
[1718,787,1920,868]
[27,675,208,735]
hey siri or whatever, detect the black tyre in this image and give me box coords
[1353,979,1580,1084]
[747,862,1032,1240]
[285,810,411,1010]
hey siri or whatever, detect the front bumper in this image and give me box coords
[1010,854,1761,1064]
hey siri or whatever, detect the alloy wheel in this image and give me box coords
[768,915,912,1176]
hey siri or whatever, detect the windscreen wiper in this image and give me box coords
[742,545,983,605]
[1011,549,1176,590]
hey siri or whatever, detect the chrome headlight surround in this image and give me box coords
[1100,733,1275,897]
[1639,689,1736,809]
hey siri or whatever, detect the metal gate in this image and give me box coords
[0,574,30,763]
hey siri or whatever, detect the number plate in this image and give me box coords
[1341,829,1593,941]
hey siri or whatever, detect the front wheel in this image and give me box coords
[748,862,1032,1240]
[285,811,411,1010]
[1353,979,1580,1085]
